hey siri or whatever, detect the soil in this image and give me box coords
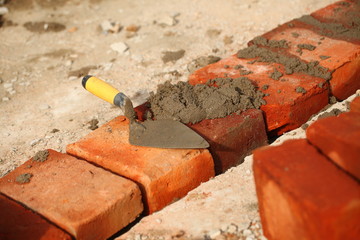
[32,149,49,162]
[148,78,265,124]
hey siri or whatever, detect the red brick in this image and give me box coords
[0,193,72,240]
[189,55,329,136]
[253,139,360,240]
[0,150,143,240]
[350,96,360,113]
[188,109,267,174]
[306,112,360,180]
[259,1,360,100]
[66,116,215,214]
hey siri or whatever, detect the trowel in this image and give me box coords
[82,75,209,149]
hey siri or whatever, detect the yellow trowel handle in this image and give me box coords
[82,75,127,108]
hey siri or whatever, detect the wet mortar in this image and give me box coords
[16,173,33,184]
[32,150,49,162]
[148,77,266,124]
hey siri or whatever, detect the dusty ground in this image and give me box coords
[0,0,340,238]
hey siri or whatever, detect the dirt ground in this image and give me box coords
[0,0,337,176]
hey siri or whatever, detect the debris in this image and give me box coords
[88,119,99,130]
[100,20,122,33]
[187,55,221,73]
[110,42,129,54]
[161,49,185,63]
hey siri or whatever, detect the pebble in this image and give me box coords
[2,97,9,102]
[242,229,252,236]
[110,42,129,54]
[0,6,8,15]
[100,20,122,33]
[3,83,13,89]
[30,139,41,147]
[155,13,179,27]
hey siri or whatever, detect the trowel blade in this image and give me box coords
[129,119,209,149]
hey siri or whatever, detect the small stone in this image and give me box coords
[110,42,129,54]
[100,20,122,33]
[126,24,140,32]
[30,139,41,146]
[0,7,8,15]
[3,83,12,89]
[243,229,252,237]
[2,97,9,101]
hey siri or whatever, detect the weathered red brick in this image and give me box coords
[188,109,267,174]
[0,150,143,240]
[253,139,360,240]
[66,116,215,214]
[0,193,72,240]
[307,112,360,180]
[350,96,360,113]
[189,55,329,136]
[260,0,360,100]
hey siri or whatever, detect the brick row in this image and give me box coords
[0,150,143,240]
[189,0,360,136]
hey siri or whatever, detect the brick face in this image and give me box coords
[67,116,215,214]
[307,112,360,180]
[188,109,267,174]
[253,139,360,240]
[0,193,73,240]
[0,150,143,240]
